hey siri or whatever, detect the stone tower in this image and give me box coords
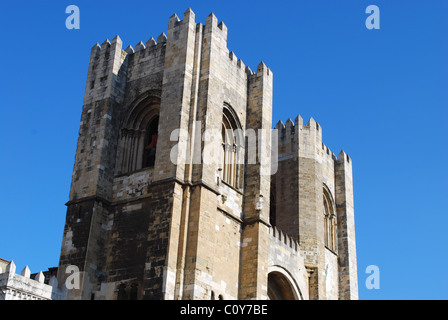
[57,9,358,300]
[271,118,358,300]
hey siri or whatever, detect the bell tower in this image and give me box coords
[57,9,274,300]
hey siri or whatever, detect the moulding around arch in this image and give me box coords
[267,265,304,300]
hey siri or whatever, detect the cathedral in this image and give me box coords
[57,9,358,300]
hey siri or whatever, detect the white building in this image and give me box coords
[0,260,64,300]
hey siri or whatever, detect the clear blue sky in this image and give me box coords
[0,0,447,300]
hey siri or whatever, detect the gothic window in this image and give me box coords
[323,186,337,252]
[221,106,243,189]
[116,94,160,175]
[142,116,159,168]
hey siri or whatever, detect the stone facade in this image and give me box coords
[57,9,358,300]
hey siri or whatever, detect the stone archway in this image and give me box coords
[267,268,301,300]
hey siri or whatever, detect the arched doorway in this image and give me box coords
[267,270,300,300]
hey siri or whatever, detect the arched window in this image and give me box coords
[142,116,159,168]
[116,94,160,175]
[221,106,243,189]
[323,186,337,252]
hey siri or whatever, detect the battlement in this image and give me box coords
[85,8,271,100]
[89,36,121,59]
[91,31,167,61]
[204,12,228,39]
[276,115,320,142]
[228,51,246,71]
[83,35,129,106]
[0,261,64,300]
[275,115,350,163]
[170,9,270,79]
[269,226,299,252]
[165,9,227,38]
[337,149,352,164]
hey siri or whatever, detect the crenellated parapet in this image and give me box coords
[269,226,299,252]
[0,261,65,300]
[275,115,351,165]
[83,36,128,106]
[83,8,270,112]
